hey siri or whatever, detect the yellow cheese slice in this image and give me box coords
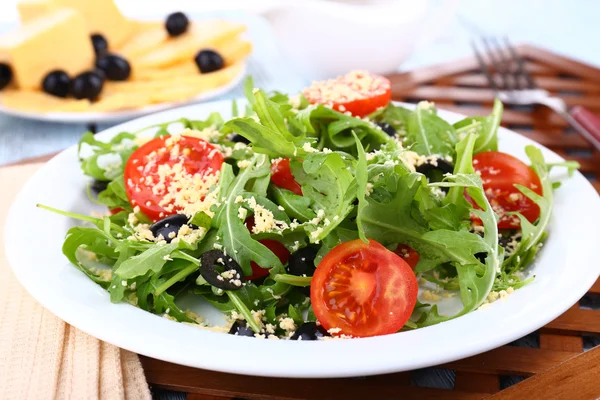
[133,21,246,69]
[0,89,90,112]
[104,61,244,95]
[18,0,134,49]
[132,39,252,81]
[0,8,94,89]
[119,23,169,59]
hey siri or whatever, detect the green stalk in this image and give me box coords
[228,291,261,333]
[273,274,312,287]
[154,263,198,296]
[37,203,127,237]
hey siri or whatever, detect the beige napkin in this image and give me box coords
[0,163,152,400]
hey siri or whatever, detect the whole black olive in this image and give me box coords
[90,180,109,194]
[228,320,255,337]
[165,12,189,37]
[149,214,191,242]
[416,158,454,193]
[287,247,318,277]
[91,33,109,56]
[0,63,13,90]
[96,54,131,81]
[194,49,224,73]
[231,134,250,145]
[290,322,329,341]
[199,250,246,291]
[42,70,71,98]
[71,71,104,100]
[376,122,397,136]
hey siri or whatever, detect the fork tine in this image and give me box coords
[481,37,511,90]
[504,37,536,89]
[471,40,498,92]
[490,36,517,90]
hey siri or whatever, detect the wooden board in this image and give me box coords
[5,45,600,399]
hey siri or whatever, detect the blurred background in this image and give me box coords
[1,0,599,164]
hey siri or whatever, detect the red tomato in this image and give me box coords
[311,239,418,338]
[110,207,125,215]
[124,135,224,221]
[471,151,543,229]
[302,71,392,118]
[244,216,290,280]
[393,244,420,270]
[271,158,302,196]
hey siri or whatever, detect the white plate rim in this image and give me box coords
[0,64,246,124]
[5,99,600,378]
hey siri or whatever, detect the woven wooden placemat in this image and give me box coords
[5,45,600,399]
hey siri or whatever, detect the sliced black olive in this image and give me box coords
[194,49,224,73]
[200,250,246,291]
[228,320,255,337]
[42,70,70,98]
[149,214,193,243]
[290,322,329,341]
[0,63,13,90]
[231,134,250,145]
[90,180,109,194]
[91,33,109,56]
[71,71,104,100]
[96,54,131,81]
[416,158,454,193]
[287,247,318,277]
[165,12,189,37]
[376,122,397,136]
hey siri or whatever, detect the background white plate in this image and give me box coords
[0,64,246,124]
[5,100,600,378]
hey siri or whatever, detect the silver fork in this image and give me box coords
[472,37,600,151]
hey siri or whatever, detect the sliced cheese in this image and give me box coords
[119,24,168,59]
[105,62,244,95]
[0,89,90,112]
[18,0,134,49]
[0,8,94,89]
[133,21,246,69]
[132,39,252,81]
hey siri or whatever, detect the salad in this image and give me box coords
[41,70,578,340]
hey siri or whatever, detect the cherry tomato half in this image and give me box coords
[302,71,392,118]
[471,151,543,229]
[244,216,290,280]
[393,244,420,270]
[311,239,418,338]
[124,135,224,221]
[271,158,302,196]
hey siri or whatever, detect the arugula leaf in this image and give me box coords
[114,242,179,279]
[368,103,412,134]
[291,153,355,242]
[62,226,116,289]
[214,155,284,275]
[503,146,553,272]
[270,186,316,222]
[96,174,131,211]
[360,171,489,272]
[453,98,503,154]
[353,132,369,242]
[299,104,392,153]
[405,102,457,157]
[79,132,137,180]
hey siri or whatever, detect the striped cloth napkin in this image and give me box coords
[0,163,152,400]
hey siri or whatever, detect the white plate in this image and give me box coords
[0,64,246,124]
[5,100,600,378]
